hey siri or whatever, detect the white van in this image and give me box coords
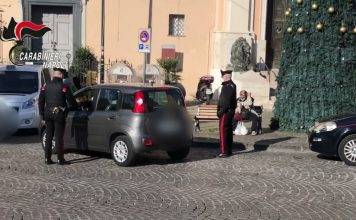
[0,65,46,130]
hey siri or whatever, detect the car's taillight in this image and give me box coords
[143,137,153,146]
[132,91,147,113]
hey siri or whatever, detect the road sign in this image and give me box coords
[138,28,151,53]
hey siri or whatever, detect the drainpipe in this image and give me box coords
[81,0,87,46]
[98,0,105,84]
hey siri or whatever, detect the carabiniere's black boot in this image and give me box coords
[45,151,55,164]
[45,158,55,165]
[218,153,229,158]
[58,158,70,165]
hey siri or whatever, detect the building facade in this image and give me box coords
[0,0,288,104]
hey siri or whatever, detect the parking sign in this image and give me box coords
[138,28,151,53]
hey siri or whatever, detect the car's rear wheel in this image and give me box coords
[41,129,56,153]
[167,146,190,161]
[338,134,356,166]
[111,136,136,167]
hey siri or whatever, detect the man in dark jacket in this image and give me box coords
[217,69,237,157]
[39,68,77,165]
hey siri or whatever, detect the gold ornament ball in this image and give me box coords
[312,3,318,10]
[328,6,335,14]
[353,27,356,34]
[285,10,291,16]
[287,27,293,33]
[297,27,304,33]
[316,23,323,31]
[297,0,303,4]
[287,7,292,12]
[340,26,347,34]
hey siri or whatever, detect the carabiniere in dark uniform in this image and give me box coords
[38,68,77,165]
[217,69,237,157]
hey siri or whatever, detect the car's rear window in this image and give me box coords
[122,94,135,110]
[120,89,184,111]
[146,89,184,112]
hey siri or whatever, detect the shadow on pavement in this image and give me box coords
[317,154,341,162]
[68,156,102,164]
[42,137,295,166]
[64,147,213,166]
[133,154,188,167]
[65,149,110,164]
[193,136,295,156]
[238,137,294,154]
[254,137,294,150]
[132,138,246,166]
[193,137,246,151]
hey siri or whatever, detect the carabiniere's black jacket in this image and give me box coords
[217,80,237,118]
[38,77,77,119]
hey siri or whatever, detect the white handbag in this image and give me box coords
[234,121,248,135]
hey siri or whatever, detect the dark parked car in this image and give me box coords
[308,113,356,166]
[40,84,192,166]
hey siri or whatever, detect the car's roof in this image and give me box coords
[0,65,42,72]
[87,83,180,93]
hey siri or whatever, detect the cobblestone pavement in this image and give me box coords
[0,134,355,220]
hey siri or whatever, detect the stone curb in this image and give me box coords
[193,134,309,153]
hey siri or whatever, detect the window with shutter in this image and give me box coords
[169,14,185,37]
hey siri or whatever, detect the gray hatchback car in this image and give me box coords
[41,84,192,166]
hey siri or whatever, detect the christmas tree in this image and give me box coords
[274,0,356,131]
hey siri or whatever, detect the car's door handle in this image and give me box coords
[107,115,117,120]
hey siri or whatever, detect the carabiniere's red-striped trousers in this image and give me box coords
[219,111,234,155]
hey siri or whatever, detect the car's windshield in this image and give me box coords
[146,89,184,111]
[0,71,39,94]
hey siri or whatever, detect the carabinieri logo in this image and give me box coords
[0,17,54,66]
[0,17,51,42]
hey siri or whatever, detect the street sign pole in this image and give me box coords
[138,28,151,84]
[143,53,147,84]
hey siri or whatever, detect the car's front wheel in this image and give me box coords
[167,147,190,161]
[338,134,356,166]
[111,136,136,167]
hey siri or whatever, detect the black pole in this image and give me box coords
[147,0,152,64]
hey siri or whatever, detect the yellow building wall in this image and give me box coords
[85,0,216,98]
[254,0,262,40]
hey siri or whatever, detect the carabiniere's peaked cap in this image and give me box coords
[220,69,233,76]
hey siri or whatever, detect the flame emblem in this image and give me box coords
[0,17,51,42]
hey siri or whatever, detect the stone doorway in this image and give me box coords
[31,5,73,65]
[265,0,290,69]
